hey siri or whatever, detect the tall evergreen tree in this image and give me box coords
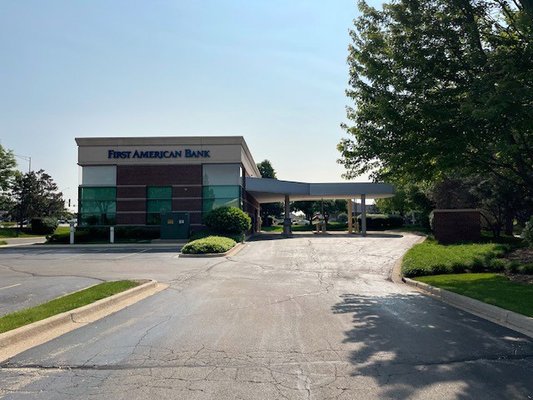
[11,170,64,227]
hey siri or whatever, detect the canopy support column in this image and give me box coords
[283,194,292,236]
[361,194,367,236]
[347,198,353,233]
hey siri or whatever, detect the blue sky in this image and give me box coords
[0,0,378,208]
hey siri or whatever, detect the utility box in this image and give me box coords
[432,209,480,244]
[160,212,190,240]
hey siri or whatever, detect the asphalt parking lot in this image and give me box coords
[0,232,532,399]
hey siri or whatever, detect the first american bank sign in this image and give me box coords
[107,149,210,159]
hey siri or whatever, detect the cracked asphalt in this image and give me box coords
[1,232,532,399]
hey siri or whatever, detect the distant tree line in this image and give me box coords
[0,145,66,228]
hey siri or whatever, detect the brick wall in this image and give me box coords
[115,165,203,226]
[433,209,481,244]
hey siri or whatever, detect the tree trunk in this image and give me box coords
[504,214,514,236]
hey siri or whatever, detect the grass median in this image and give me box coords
[414,273,533,317]
[0,280,139,334]
[401,239,510,277]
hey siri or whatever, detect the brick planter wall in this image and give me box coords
[433,209,481,244]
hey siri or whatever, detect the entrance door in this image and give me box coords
[160,212,190,240]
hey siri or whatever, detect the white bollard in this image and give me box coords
[69,223,75,244]
[110,226,114,244]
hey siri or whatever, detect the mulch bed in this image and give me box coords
[506,274,533,285]
[504,247,533,284]
[506,247,533,264]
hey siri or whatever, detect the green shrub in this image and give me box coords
[181,236,236,254]
[204,207,251,234]
[519,263,533,274]
[523,217,533,247]
[189,229,244,243]
[357,214,403,230]
[31,217,58,235]
[505,260,521,274]
[487,258,508,272]
[336,213,348,224]
[47,226,160,243]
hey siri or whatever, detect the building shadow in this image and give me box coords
[331,292,533,399]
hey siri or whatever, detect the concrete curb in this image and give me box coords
[389,233,427,284]
[179,242,246,258]
[0,279,166,362]
[26,242,187,249]
[403,277,533,339]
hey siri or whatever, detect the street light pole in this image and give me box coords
[14,154,31,173]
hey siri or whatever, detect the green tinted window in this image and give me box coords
[203,198,240,213]
[147,199,172,213]
[146,186,172,225]
[147,186,172,199]
[80,187,116,201]
[79,213,116,226]
[203,186,240,199]
[80,200,116,214]
[79,187,116,226]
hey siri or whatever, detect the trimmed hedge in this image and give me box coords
[336,213,348,223]
[47,226,160,243]
[181,236,236,254]
[204,206,251,234]
[31,218,58,235]
[189,229,244,243]
[357,214,403,230]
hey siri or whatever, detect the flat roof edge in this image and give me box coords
[75,136,247,146]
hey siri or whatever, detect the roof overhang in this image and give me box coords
[245,177,395,203]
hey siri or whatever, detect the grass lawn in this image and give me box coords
[53,226,71,235]
[414,273,533,317]
[401,239,508,277]
[0,227,40,238]
[0,240,6,246]
[0,225,71,239]
[0,280,139,334]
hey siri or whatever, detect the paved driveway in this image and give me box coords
[0,233,532,399]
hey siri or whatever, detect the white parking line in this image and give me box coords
[0,283,21,291]
[112,249,150,260]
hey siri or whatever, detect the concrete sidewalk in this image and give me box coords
[0,237,47,247]
[0,240,187,250]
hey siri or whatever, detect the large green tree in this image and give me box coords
[257,160,277,179]
[0,145,16,213]
[11,170,65,227]
[0,145,16,191]
[338,0,533,196]
[292,200,347,224]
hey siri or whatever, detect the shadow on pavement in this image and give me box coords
[332,292,533,399]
